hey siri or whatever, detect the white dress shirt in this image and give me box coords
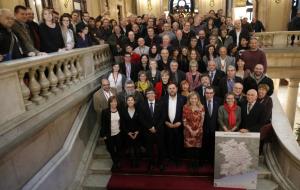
[168,95,177,123]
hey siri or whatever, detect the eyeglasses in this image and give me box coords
[205,92,214,94]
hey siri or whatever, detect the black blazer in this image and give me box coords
[229,29,250,47]
[243,75,274,96]
[172,38,189,49]
[240,101,265,132]
[209,70,226,87]
[161,94,187,125]
[170,70,186,87]
[100,108,123,138]
[197,38,209,55]
[195,85,207,104]
[203,97,221,135]
[218,76,243,100]
[120,62,141,82]
[140,100,165,133]
[120,106,142,134]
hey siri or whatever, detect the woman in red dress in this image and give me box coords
[182,91,205,171]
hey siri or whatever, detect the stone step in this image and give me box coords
[258,163,272,179]
[82,174,110,190]
[93,146,110,159]
[89,159,113,174]
[255,179,279,190]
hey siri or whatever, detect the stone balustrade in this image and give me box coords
[254,31,300,48]
[0,44,112,127]
[264,96,300,190]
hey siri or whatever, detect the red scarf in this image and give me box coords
[223,102,237,129]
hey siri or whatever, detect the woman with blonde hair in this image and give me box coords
[39,8,65,53]
[182,91,205,171]
[186,60,201,91]
[135,71,153,96]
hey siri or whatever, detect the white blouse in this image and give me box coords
[108,73,123,93]
[111,111,120,136]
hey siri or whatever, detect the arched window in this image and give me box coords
[169,0,195,14]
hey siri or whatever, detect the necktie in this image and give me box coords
[203,87,206,96]
[210,71,214,81]
[150,102,154,116]
[247,103,252,114]
[208,100,212,117]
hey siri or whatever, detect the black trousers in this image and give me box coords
[146,131,165,165]
[127,135,140,161]
[165,127,183,160]
[105,133,122,164]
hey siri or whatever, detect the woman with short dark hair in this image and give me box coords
[100,96,122,170]
[120,95,142,167]
[218,92,241,132]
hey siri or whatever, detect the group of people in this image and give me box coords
[0,5,103,62]
[89,9,272,172]
[0,4,272,172]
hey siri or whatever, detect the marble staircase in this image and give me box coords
[81,144,279,190]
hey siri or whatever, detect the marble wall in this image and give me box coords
[0,103,81,189]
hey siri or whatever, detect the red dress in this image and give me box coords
[182,105,205,148]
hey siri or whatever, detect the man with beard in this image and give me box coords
[117,80,144,108]
[243,64,274,96]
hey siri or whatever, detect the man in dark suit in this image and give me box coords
[197,30,209,55]
[120,52,141,82]
[172,30,189,49]
[202,87,220,164]
[206,60,225,89]
[195,74,212,104]
[169,61,186,87]
[218,65,243,101]
[161,83,186,164]
[240,89,265,133]
[141,89,165,171]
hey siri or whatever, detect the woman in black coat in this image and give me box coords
[120,95,142,167]
[100,96,123,170]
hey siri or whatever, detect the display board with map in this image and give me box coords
[214,132,260,189]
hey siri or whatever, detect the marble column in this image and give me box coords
[286,79,300,128]
[226,0,233,17]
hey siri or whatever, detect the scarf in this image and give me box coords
[223,102,238,129]
[137,81,150,92]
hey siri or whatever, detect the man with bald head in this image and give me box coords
[229,19,250,48]
[207,60,225,87]
[240,89,265,133]
[214,46,235,73]
[0,8,24,61]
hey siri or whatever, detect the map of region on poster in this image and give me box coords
[214,132,260,190]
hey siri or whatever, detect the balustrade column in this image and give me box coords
[39,65,52,99]
[18,70,34,110]
[286,79,300,128]
[29,67,45,105]
[56,61,66,90]
[48,62,60,95]
[63,61,72,86]
[70,58,79,84]
[76,56,84,81]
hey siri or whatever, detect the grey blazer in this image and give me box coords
[214,56,236,72]
[93,88,117,122]
[218,105,241,131]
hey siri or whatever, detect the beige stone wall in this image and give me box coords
[257,0,291,31]
[196,0,226,16]
[0,103,81,190]
[0,0,24,9]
